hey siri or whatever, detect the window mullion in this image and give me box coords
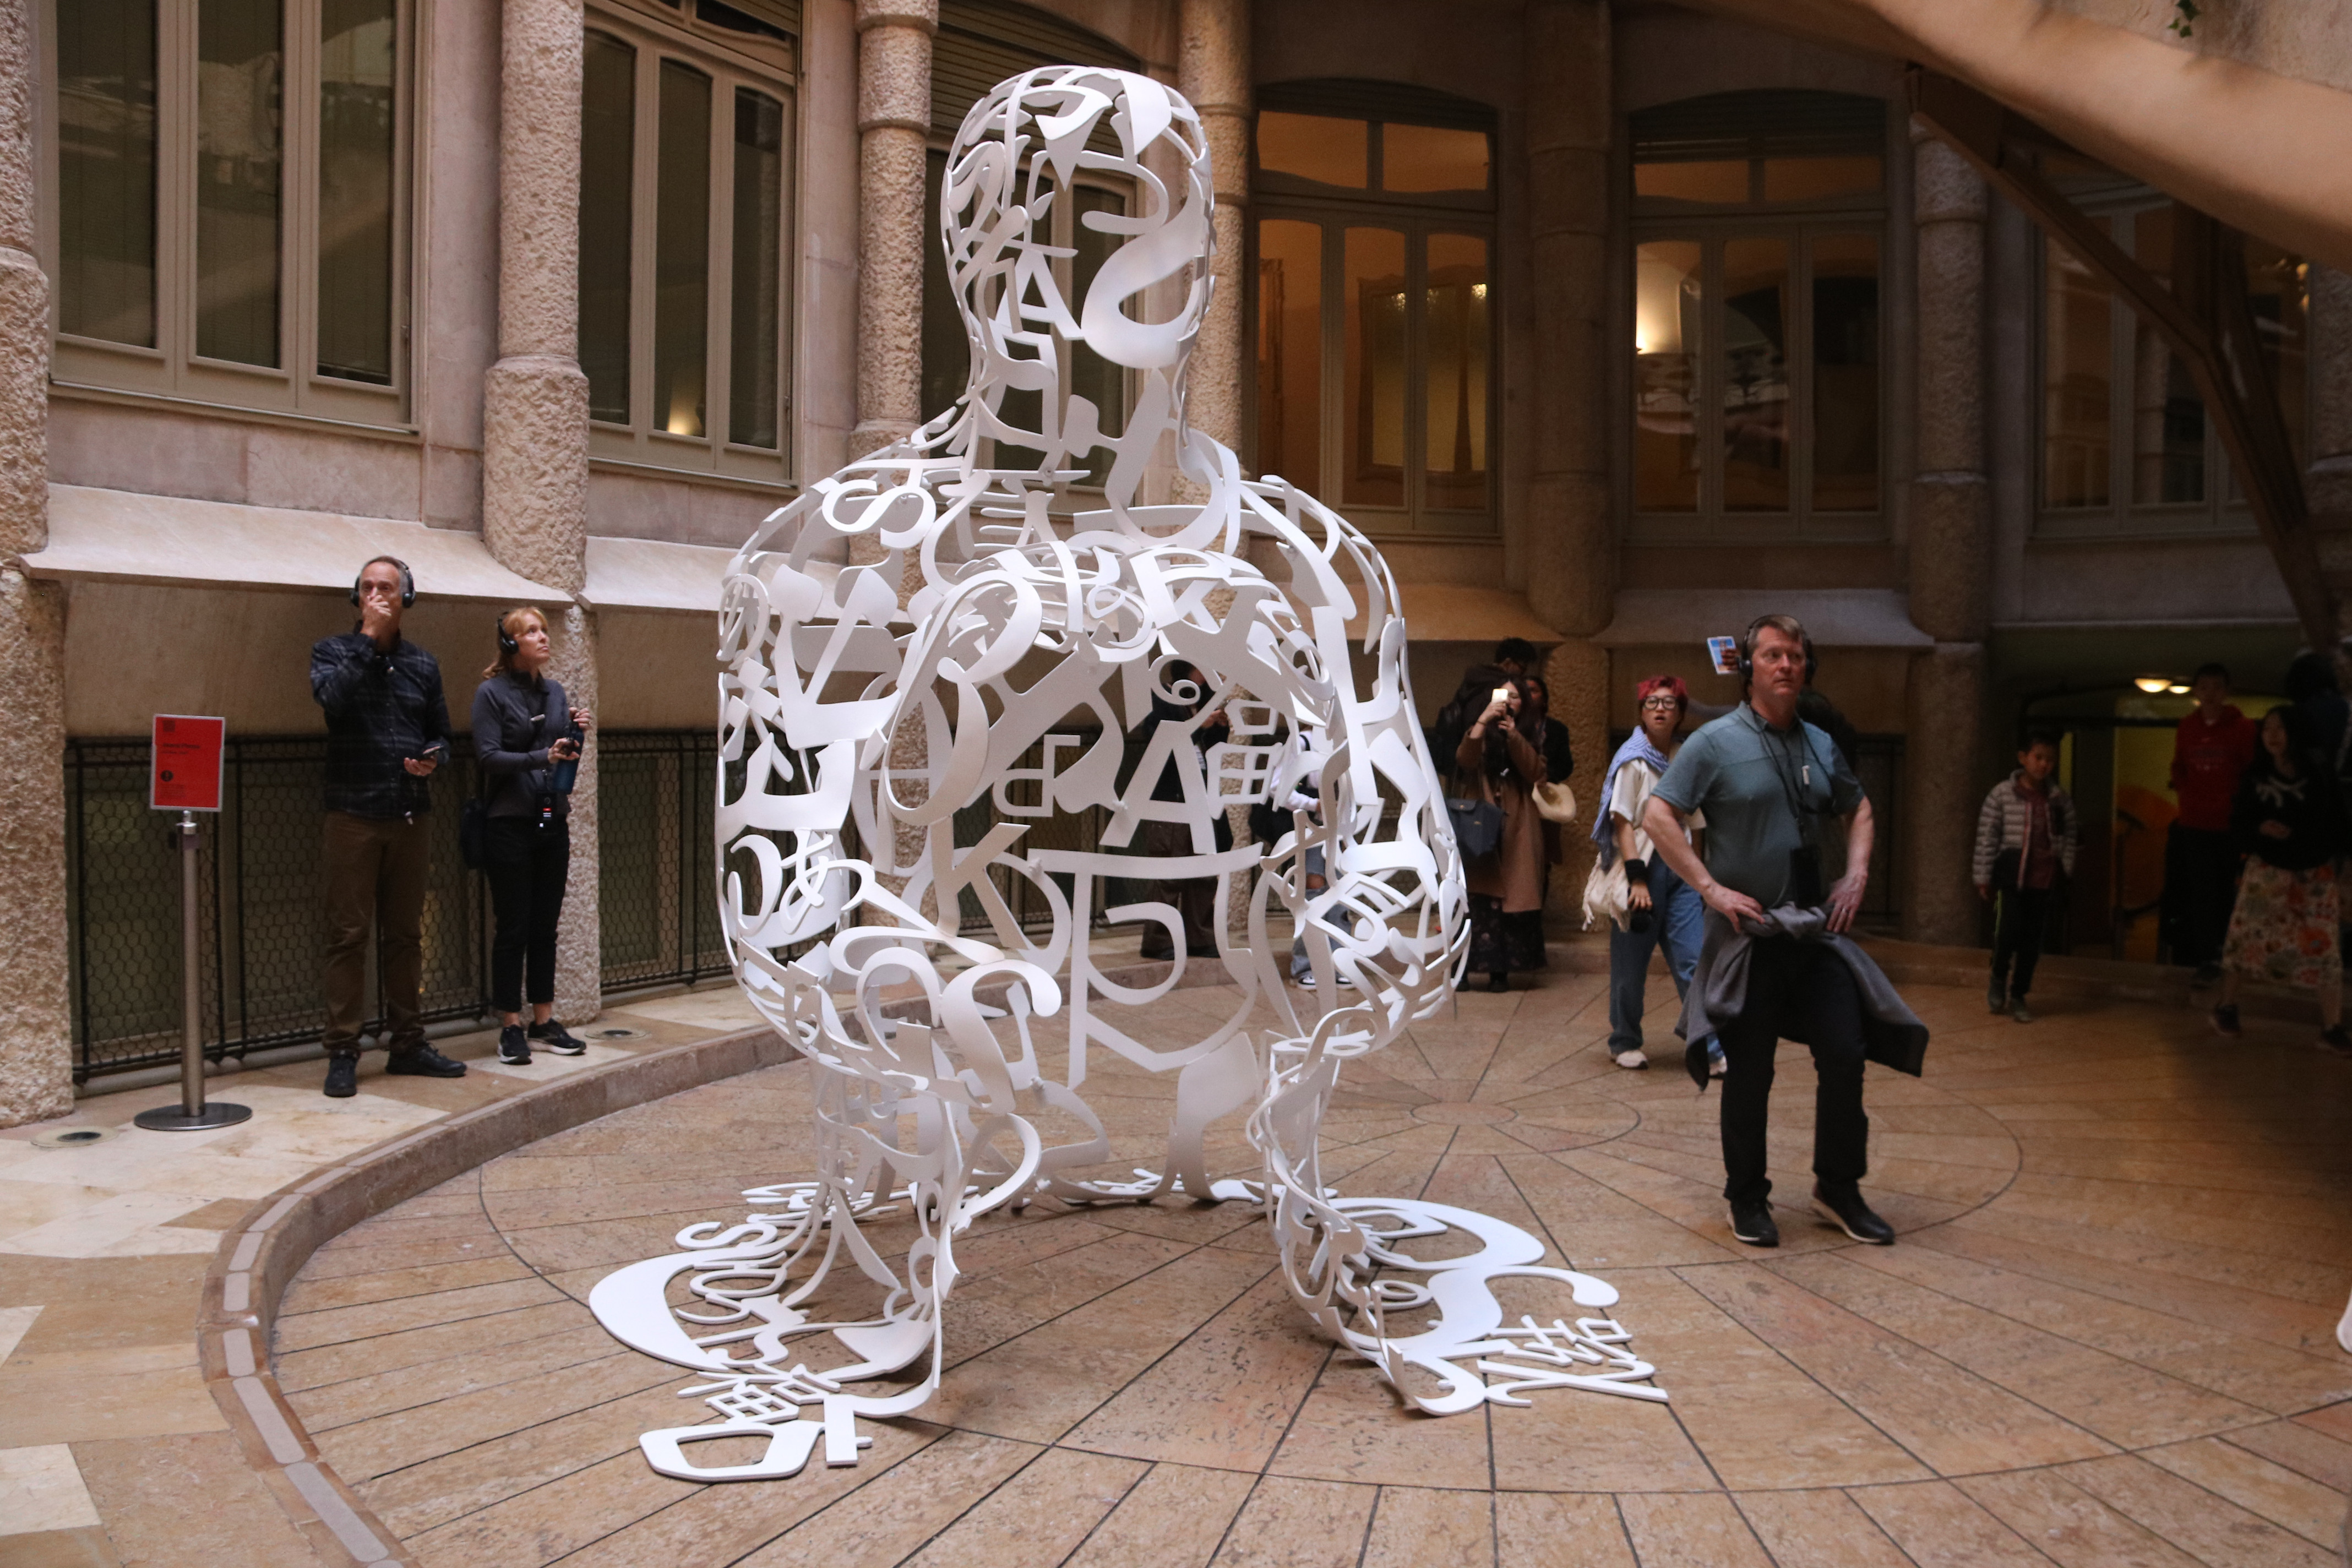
[1701,235,1723,533]
[1790,225,1811,536]
[706,70,733,461]
[630,46,659,442]
[1403,225,1425,528]
[161,0,196,382]
[285,0,317,404]
[1320,216,1342,503]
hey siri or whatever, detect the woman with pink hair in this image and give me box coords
[1594,675,1722,1074]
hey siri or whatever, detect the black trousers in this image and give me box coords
[2162,825,2238,968]
[487,816,570,1012]
[1716,940,1869,1207]
[1991,884,2053,999]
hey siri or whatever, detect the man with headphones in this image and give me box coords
[308,556,468,1097]
[1640,614,1927,1250]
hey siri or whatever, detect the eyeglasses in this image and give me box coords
[1640,696,1680,711]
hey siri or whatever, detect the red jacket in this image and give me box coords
[2170,706,2257,832]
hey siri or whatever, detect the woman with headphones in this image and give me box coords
[471,607,594,1064]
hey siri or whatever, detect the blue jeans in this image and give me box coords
[1607,861,1719,1060]
[1291,846,1357,978]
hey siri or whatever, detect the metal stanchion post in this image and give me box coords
[134,810,251,1131]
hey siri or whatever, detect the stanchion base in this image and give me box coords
[133,1102,253,1132]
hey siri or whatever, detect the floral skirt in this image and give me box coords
[1468,894,1546,976]
[2221,859,2342,992]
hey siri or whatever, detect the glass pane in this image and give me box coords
[2243,235,2306,471]
[1257,111,1365,188]
[2128,205,2203,504]
[580,32,634,423]
[1633,239,1701,512]
[1382,124,1488,193]
[655,60,711,438]
[316,0,396,385]
[1811,232,1879,512]
[1069,186,1126,484]
[2044,225,2111,508]
[728,88,783,448]
[1722,237,1789,511]
[57,0,157,346]
[919,149,962,423]
[1634,160,1746,206]
[196,0,283,367]
[1255,218,1321,496]
[1342,226,1406,509]
[1423,233,1487,510]
[1761,155,1881,203]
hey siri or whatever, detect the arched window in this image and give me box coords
[577,0,798,481]
[1629,89,1887,540]
[1251,80,1497,536]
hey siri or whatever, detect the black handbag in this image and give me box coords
[1447,792,1504,860]
[458,793,489,872]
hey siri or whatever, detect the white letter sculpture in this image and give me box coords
[590,68,1663,1483]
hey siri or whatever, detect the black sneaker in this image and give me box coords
[2210,1002,2242,1038]
[528,1019,586,1056]
[2317,1025,2351,1058]
[1729,1198,1779,1248]
[388,1041,469,1077]
[496,1026,531,1065]
[1812,1184,1895,1245]
[2193,963,2223,987]
[323,1055,358,1098]
[1986,983,2006,1014]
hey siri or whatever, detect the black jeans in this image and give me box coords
[487,816,570,1013]
[1716,939,1869,1207]
[1991,884,2052,999]
[2162,825,2238,968]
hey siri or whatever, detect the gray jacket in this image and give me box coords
[471,671,574,820]
[1676,905,1928,1087]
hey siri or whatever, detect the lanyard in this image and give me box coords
[1740,706,1821,847]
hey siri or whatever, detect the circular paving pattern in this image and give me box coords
[275,973,2352,1567]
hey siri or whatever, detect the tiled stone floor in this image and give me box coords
[273,970,2352,1567]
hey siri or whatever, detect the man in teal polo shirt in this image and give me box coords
[1641,614,1897,1250]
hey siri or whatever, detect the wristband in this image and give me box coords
[1624,857,1649,885]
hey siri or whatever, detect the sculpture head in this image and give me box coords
[933,67,1214,484]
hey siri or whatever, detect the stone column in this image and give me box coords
[1904,129,1991,946]
[0,0,68,1126]
[1180,0,1248,458]
[851,0,935,460]
[481,0,600,1021]
[1523,0,1612,921]
[2309,267,2352,606]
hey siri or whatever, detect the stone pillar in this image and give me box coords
[851,0,935,460]
[481,0,599,1021]
[1523,0,1612,920]
[0,0,68,1126]
[2309,267,2352,608]
[1180,0,1248,458]
[1904,129,1992,946]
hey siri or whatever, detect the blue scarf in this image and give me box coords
[1590,731,1672,867]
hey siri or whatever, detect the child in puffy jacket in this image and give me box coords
[1972,732,2078,1022]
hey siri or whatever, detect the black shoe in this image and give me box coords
[1986,983,2006,1015]
[1729,1199,1779,1248]
[2193,963,2223,987]
[1485,972,1509,993]
[2317,1025,2351,1058]
[1812,1184,1894,1245]
[323,1055,358,1098]
[387,1041,469,1077]
[528,1019,585,1055]
[496,1026,531,1065]
[2210,1002,2242,1038]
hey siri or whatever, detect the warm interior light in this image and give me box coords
[2132,677,2170,694]
[2167,684,2190,695]
[1634,254,1687,357]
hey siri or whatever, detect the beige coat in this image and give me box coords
[1456,726,1549,913]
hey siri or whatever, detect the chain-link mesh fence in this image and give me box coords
[599,729,730,989]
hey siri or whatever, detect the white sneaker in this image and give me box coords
[1709,1053,1727,1079]
[1612,1049,1648,1070]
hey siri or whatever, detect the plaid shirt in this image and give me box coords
[311,630,454,818]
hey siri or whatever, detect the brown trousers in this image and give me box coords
[321,811,431,1057]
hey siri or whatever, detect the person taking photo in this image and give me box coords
[472,608,593,1064]
[311,556,467,1097]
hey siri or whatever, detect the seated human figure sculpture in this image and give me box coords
[587,66,1662,1484]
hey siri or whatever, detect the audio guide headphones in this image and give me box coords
[351,556,416,609]
[1738,615,1819,685]
[497,610,520,657]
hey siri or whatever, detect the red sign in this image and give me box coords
[152,715,226,812]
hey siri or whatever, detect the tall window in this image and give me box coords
[1251,83,1496,535]
[1629,90,1886,541]
[579,1,795,481]
[51,0,409,423]
[917,0,1139,486]
[2037,157,2307,536]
